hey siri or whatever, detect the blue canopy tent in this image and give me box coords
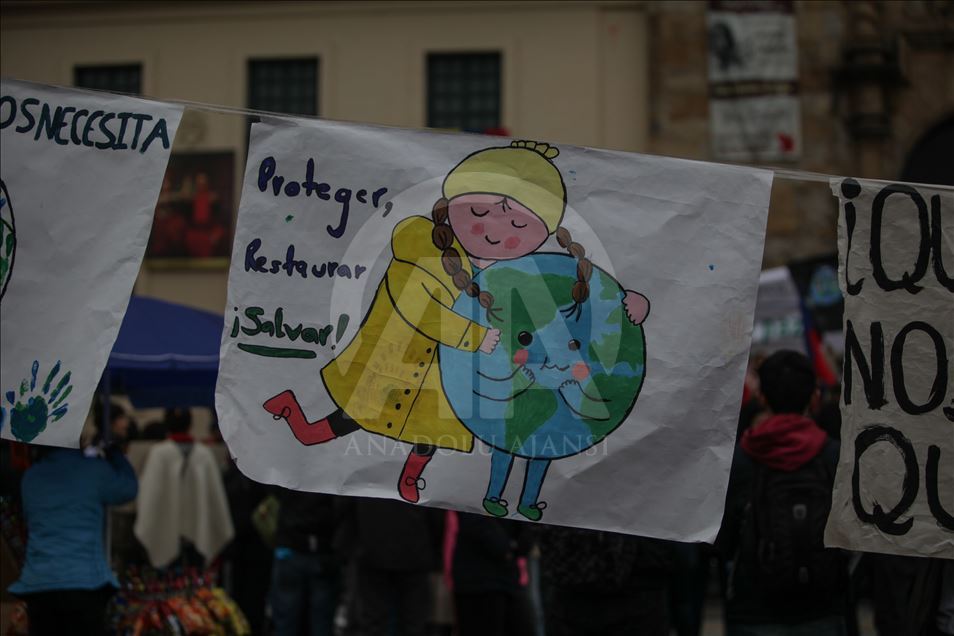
[105,296,223,408]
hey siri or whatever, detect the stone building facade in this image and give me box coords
[649,0,953,266]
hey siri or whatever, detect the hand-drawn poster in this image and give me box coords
[216,120,772,539]
[826,178,953,559]
[0,79,182,447]
[707,1,801,162]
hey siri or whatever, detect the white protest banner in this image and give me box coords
[826,178,954,559]
[751,267,807,358]
[0,79,182,447]
[217,120,772,539]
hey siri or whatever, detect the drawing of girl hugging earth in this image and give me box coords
[264,140,650,519]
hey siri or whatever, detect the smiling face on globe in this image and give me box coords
[440,253,646,460]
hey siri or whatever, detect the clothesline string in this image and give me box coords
[9,77,954,192]
[151,95,875,186]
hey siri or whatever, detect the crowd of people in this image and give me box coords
[1,351,952,636]
[218,469,676,636]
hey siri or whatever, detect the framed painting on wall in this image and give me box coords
[146,151,234,267]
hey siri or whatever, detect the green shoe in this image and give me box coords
[482,497,508,517]
[518,502,547,521]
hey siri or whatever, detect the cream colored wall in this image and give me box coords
[1,1,649,312]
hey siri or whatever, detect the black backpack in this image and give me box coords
[730,452,845,602]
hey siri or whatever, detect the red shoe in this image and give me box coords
[398,451,433,503]
[263,390,336,446]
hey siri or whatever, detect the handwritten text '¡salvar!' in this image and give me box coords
[257,156,394,239]
[0,95,171,154]
[228,306,351,360]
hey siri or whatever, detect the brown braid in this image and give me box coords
[556,227,592,319]
[431,198,499,321]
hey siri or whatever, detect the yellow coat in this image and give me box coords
[321,216,487,452]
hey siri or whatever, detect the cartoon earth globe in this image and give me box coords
[440,253,646,459]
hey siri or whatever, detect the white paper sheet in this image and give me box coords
[0,79,182,447]
[826,177,954,559]
[217,119,772,539]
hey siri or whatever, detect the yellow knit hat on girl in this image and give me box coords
[442,140,567,233]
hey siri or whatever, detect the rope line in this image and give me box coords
[5,77,953,191]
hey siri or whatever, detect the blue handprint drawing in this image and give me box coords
[1,360,73,442]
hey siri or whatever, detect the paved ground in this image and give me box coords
[698,600,877,636]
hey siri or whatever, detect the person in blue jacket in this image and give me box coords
[8,443,138,635]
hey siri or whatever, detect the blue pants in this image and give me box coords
[270,548,339,636]
[486,449,550,508]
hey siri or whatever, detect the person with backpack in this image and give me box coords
[719,349,848,636]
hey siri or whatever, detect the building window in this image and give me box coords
[74,64,142,95]
[427,53,501,132]
[247,58,319,116]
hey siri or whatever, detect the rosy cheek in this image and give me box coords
[513,348,529,366]
[470,222,485,235]
[504,236,521,250]
[572,362,590,381]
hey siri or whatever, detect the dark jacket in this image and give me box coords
[342,497,443,572]
[223,461,272,550]
[452,513,530,595]
[275,488,340,560]
[719,413,844,625]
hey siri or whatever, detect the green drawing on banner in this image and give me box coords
[0,179,16,303]
[237,343,317,359]
[1,360,73,442]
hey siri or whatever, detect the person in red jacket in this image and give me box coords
[719,350,848,636]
